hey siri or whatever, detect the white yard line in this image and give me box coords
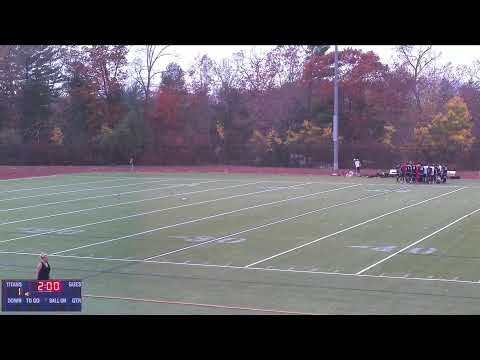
[51,182,349,255]
[0,174,61,182]
[72,174,475,191]
[139,178,351,185]
[0,181,302,246]
[0,172,468,188]
[120,176,467,188]
[1,249,479,286]
[0,179,380,213]
[248,266,480,286]
[143,185,380,260]
[355,206,480,275]
[0,177,146,195]
[83,294,319,315]
[244,187,466,268]
[0,178,194,203]
[0,180,248,226]
[0,181,222,213]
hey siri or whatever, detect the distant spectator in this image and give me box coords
[129,156,134,172]
[354,158,361,175]
[300,155,306,167]
[215,146,222,164]
[36,254,51,280]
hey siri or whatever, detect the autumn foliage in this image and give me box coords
[1,45,480,169]
[415,96,475,161]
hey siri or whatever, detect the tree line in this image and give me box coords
[0,45,478,168]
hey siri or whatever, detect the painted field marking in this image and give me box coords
[143,187,387,261]
[356,206,480,275]
[171,235,246,244]
[349,245,438,255]
[244,187,466,268]
[0,180,260,226]
[0,181,312,246]
[0,180,225,213]
[2,172,469,189]
[0,181,274,245]
[50,182,359,255]
[0,178,196,203]
[0,174,61,182]
[17,227,85,235]
[114,177,478,191]
[111,176,331,184]
[1,250,479,287]
[83,294,319,315]
[115,176,466,188]
[0,177,149,195]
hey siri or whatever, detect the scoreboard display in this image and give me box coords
[1,280,82,312]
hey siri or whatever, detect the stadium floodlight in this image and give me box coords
[333,45,339,174]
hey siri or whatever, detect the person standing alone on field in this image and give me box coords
[354,158,361,176]
[36,254,51,280]
[129,156,134,173]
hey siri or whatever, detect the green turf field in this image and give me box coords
[1,171,480,314]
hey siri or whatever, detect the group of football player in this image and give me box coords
[395,162,448,184]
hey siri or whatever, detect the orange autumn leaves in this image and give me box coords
[414,96,475,157]
[250,120,333,153]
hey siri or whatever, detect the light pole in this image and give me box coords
[333,45,339,174]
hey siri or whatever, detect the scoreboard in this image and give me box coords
[1,280,82,312]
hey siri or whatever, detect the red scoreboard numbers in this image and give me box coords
[37,281,61,292]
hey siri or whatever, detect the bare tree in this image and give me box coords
[211,58,242,164]
[211,58,240,100]
[0,45,12,60]
[271,46,307,85]
[133,45,173,104]
[234,49,280,93]
[395,45,440,117]
[461,60,480,85]
[188,55,214,94]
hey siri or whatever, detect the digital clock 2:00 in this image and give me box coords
[37,281,61,292]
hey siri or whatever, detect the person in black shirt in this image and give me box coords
[419,163,425,183]
[442,165,448,183]
[36,253,51,280]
